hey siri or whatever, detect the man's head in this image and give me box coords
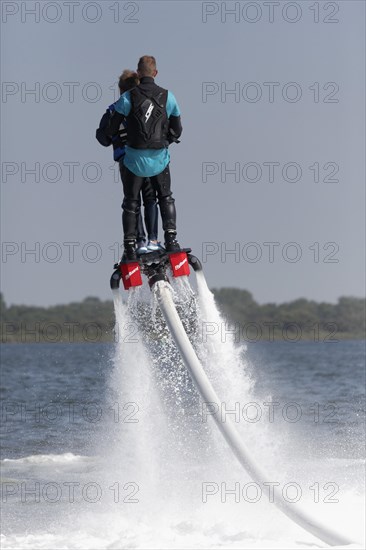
[118,70,139,94]
[137,55,158,78]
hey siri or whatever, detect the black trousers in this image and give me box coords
[121,163,177,241]
[119,163,158,242]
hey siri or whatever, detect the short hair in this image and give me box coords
[118,70,139,94]
[137,56,157,77]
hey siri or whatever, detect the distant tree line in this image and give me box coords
[0,291,365,344]
[211,289,365,342]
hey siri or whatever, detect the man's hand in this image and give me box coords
[168,115,182,144]
[168,128,181,145]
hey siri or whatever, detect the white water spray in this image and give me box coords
[106,274,358,548]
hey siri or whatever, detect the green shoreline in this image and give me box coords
[1,291,365,343]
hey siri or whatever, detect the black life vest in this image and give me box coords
[126,86,169,149]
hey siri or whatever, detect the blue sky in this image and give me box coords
[1,0,365,306]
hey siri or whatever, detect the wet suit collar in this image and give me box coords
[139,77,155,84]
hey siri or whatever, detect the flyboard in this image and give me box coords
[110,248,352,547]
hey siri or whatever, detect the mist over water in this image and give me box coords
[1,278,364,548]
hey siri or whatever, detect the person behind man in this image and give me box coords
[96,70,160,253]
[109,55,183,261]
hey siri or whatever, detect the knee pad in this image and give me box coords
[122,199,139,215]
[159,196,175,207]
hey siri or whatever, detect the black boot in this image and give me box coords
[121,240,137,261]
[164,231,180,252]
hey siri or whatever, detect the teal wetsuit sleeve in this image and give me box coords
[167,91,181,117]
[114,91,132,116]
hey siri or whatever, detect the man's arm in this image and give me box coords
[168,115,182,143]
[167,91,182,142]
[96,110,113,147]
[107,110,125,137]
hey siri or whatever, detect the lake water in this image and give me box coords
[1,292,365,549]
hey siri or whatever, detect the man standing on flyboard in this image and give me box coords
[109,55,183,261]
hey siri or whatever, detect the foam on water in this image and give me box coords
[1,453,85,465]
